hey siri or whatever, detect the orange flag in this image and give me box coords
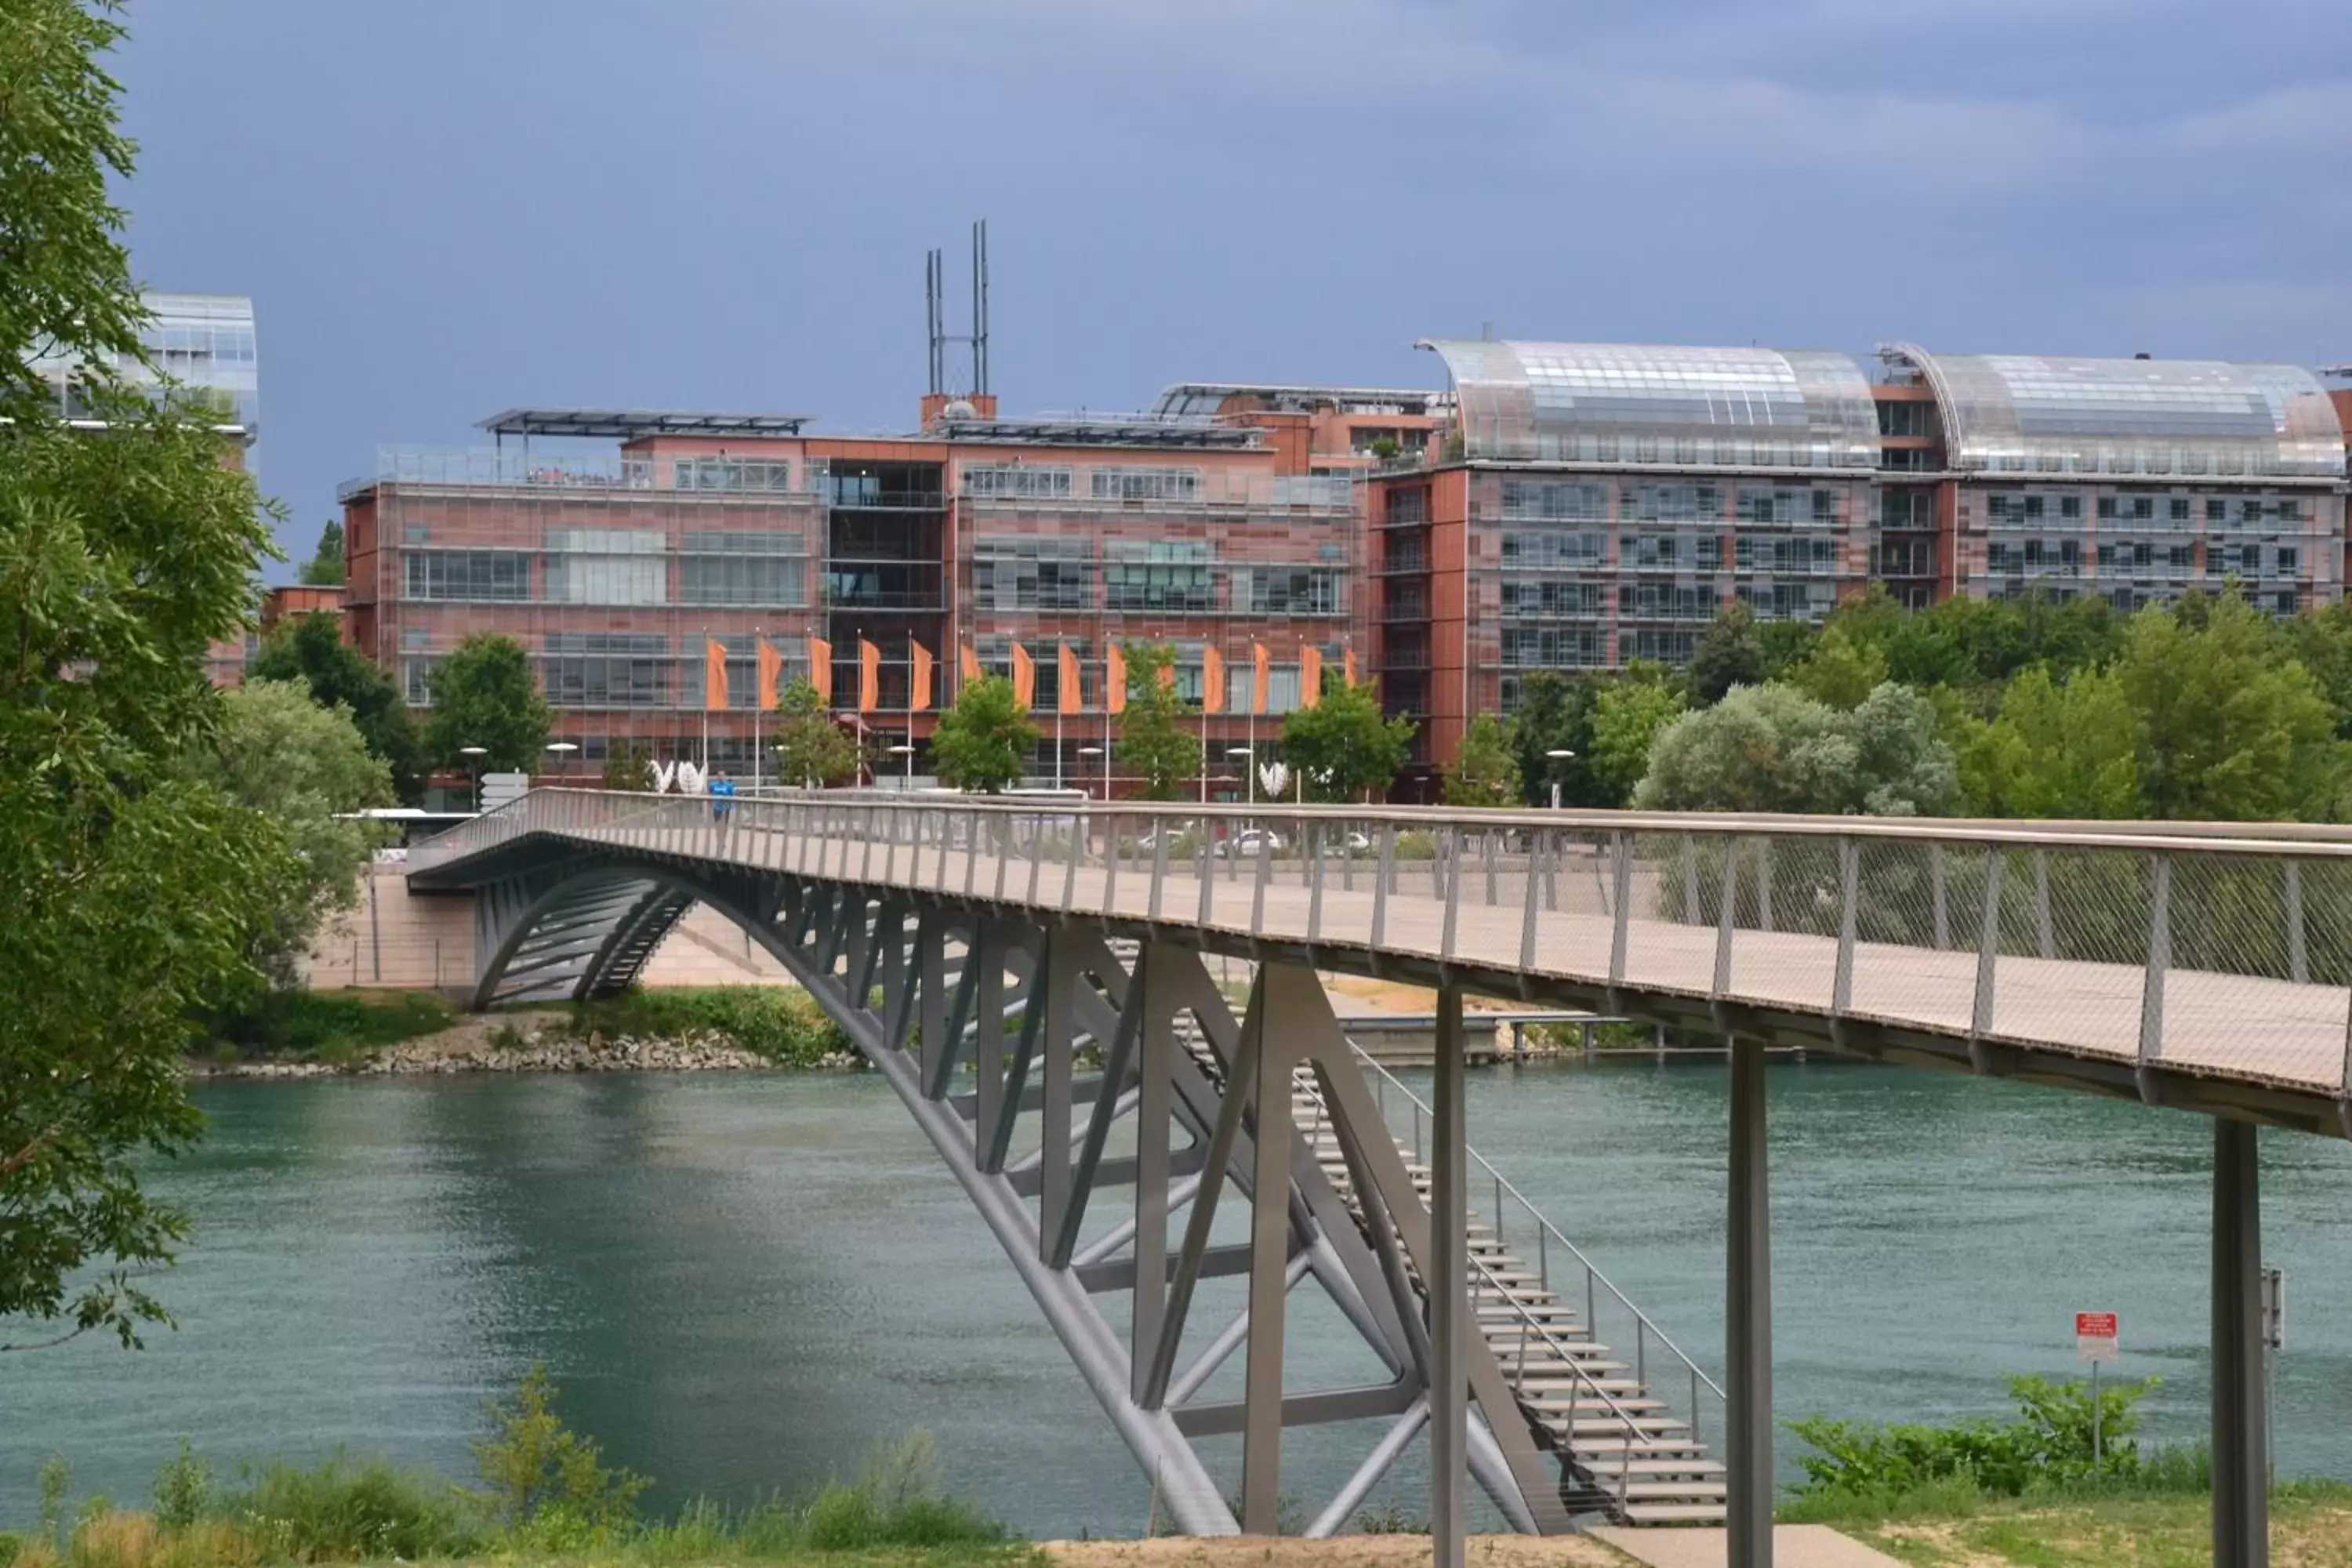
[1058,643,1083,715]
[909,640,935,712]
[1011,643,1036,710]
[1202,647,1225,713]
[1250,641,1270,715]
[960,641,982,684]
[858,638,880,713]
[808,635,833,705]
[704,637,730,712]
[1156,662,1175,691]
[1343,644,1359,688]
[1106,644,1128,717]
[757,638,783,710]
[1300,644,1323,710]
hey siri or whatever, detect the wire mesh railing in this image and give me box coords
[408,789,2352,1099]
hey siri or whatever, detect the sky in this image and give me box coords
[112,0,2352,575]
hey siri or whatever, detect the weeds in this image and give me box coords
[207,991,452,1062]
[553,988,848,1067]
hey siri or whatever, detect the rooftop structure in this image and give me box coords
[28,291,260,439]
[480,408,811,441]
[1419,339,1881,471]
[1151,381,1447,419]
[1879,346,2343,481]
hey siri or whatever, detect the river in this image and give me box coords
[2,1061,2346,1538]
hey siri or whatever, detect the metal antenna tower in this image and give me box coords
[926,220,989,397]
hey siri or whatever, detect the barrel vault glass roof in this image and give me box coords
[1887,344,2344,480]
[1419,339,1882,470]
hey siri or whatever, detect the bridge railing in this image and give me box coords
[410,789,2352,1098]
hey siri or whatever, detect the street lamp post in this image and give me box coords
[1228,746,1254,806]
[887,742,916,791]
[1077,744,1105,801]
[1545,748,1577,811]
[459,745,488,811]
[544,741,579,784]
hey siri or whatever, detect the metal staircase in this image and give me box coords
[1161,992,1724,1527]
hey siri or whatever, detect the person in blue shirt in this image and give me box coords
[709,771,735,826]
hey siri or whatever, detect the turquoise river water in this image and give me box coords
[1,1061,2347,1538]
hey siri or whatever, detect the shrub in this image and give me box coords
[800,1432,1004,1551]
[209,991,452,1061]
[560,987,848,1068]
[1789,1374,2158,1500]
[217,1452,485,1560]
[473,1364,647,1530]
[1393,830,1439,862]
[152,1443,209,1531]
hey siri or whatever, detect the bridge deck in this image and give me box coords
[449,804,2352,1128]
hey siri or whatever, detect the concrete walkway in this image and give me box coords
[1588,1525,1904,1568]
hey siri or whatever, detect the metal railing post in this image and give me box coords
[2286,860,2308,984]
[1712,835,1741,999]
[1932,843,1951,949]
[2034,848,2055,960]
[1519,828,1542,973]
[1832,836,1858,1015]
[1608,832,1631,988]
[1373,825,1395,949]
[1441,829,1461,960]
[1973,847,2005,1040]
[2140,851,2172,1066]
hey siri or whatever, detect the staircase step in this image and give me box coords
[1620,1504,1730,1524]
[1579,1457,1726,1478]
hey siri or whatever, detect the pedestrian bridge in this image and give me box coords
[408,789,2344,1566]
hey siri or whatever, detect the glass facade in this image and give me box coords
[30,292,260,436]
[1887,346,2344,480]
[1425,339,1882,470]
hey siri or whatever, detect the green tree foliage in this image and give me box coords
[1635,682,1958,815]
[1791,1374,2158,1498]
[1442,712,1521,807]
[1508,670,1606,808]
[1279,676,1414,802]
[1114,644,1200,800]
[1588,676,1686,804]
[2285,598,2352,740]
[768,677,860,787]
[1956,666,2140,819]
[198,680,394,985]
[1788,623,1889,711]
[423,633,552,773]
[251,612,425,804]
[2116,591,2343,821]
[473,1364,648,1529]
[2,0,293,1349]
[931,673,1036,793]
[1685,600,1766,705]
[298,518,345,586]
[598,741,653,791]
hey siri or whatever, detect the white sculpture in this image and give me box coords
[653,760,680,795]
[1258,760,1290,800]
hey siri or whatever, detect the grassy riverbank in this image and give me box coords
[1785,1479,2352,1565]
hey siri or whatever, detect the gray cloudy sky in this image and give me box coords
[113,0,2352,568]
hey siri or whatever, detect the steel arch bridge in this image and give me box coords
[412,789,2350,1568]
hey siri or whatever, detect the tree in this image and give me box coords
[1509,670,1603,808]
[251,611,424,803]
[1588,678,1686,804]
[298,518,344,586]
[1279,677,1414,802]
[1685,600,1766,705]
[422,633,551,773]
[1115,644,1201,800]
[1443,712,1521,807]
[1956,665,2140,820]
[769,677,860,787]
[1633,682,1957,815]
[197,680,393,985]
[2116,593,2344,822]
[932,673,1037,793]
[2,0,293,1348]
[600,741,654,792]
[1788,624,1890,711]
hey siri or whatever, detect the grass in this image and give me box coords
[204,989,454,1063]
[546,986,851,1068]
[1783,1478,2352,1566]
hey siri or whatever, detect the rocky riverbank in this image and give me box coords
[191,1014,864,1079]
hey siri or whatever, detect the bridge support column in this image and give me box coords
[1727,1036,1773,1568]
[1430,983,1467,1568]
[2213,1117,2268,1568]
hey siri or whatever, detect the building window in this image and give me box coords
[678,531,808,607]
[673,456,793,492]
[1499,627,1603,668]
[1104,540,1215,612]
[1386,487,1429,525]
[1090,466,1200,503]
[1628,484,1722,524]
[1237,567,1342,617]
[1500,530,1605,569]
[403,549,530,601]
[963,464,1073,499]
[1498,479,1606,521]
[542,633,671,709]
[975,536,1094,611]
[1501,579,1606,618]
[543,528,666,605]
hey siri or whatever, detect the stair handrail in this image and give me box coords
[1346,1041,1727,1421]
[1463,1246,1644,1519]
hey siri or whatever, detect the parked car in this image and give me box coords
[1213,827,1287,858]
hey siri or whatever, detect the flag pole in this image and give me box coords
[699,625,710,775]
[752,626,763,793]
